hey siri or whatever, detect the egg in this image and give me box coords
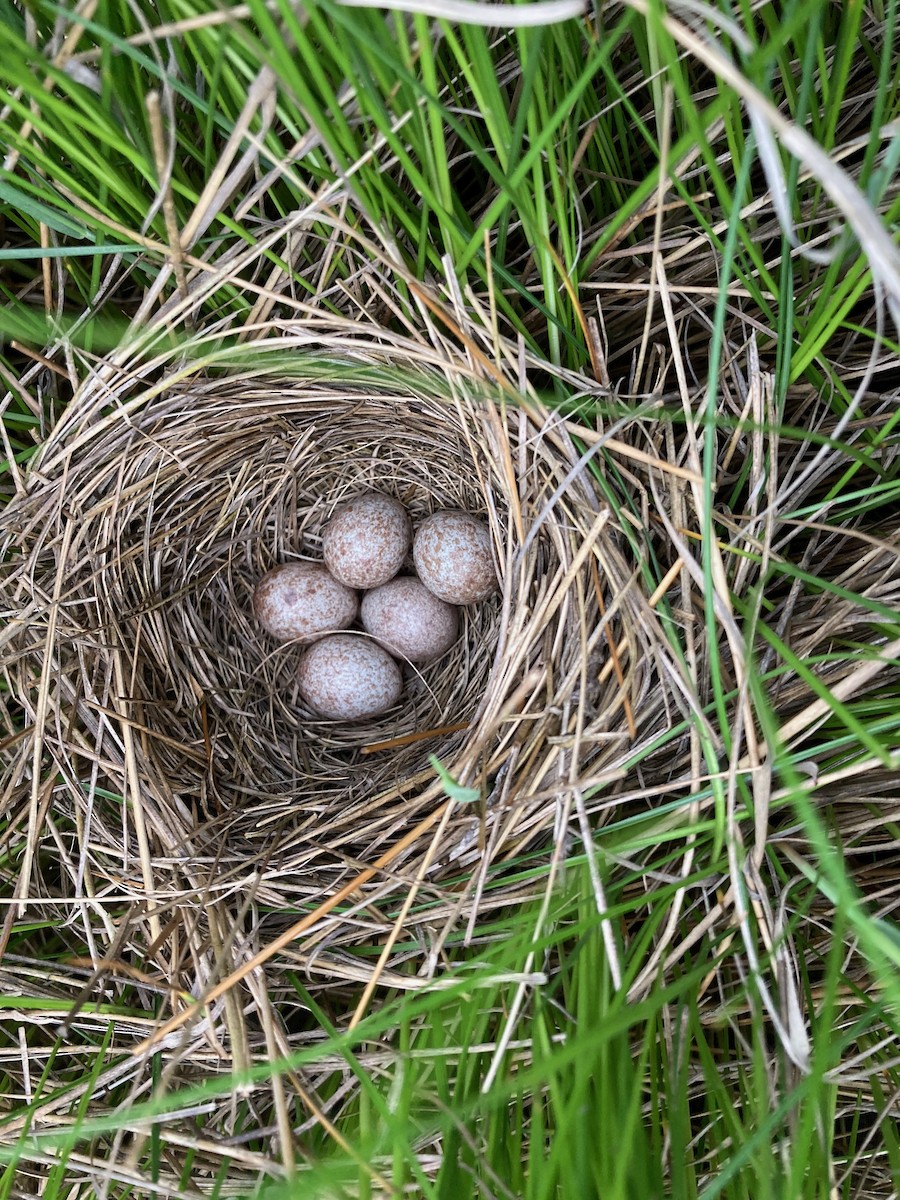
[297,634,403,720]
[322,492,411,589]
[361,577,459,663]
[253,563,358,643]
[412,510,498,605]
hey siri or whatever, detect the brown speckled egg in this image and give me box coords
[322,492,411,589]
[413,510,497,605]
[361,577,459,663]
[253,563,358,643]
[297,634,403,720]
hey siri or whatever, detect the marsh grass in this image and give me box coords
[1,0,900,1197]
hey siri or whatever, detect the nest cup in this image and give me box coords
[2,355,647,907]
[102,382,501,813]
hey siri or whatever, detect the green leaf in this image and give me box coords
[429,755,481,804]
[0,176,91,239]
[0,0,23,35]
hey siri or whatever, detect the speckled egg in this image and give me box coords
[413,510,498,605]
[253,563,358,643]
[322,492,412,590]
[361,577,459,663]
[297,634,403,720]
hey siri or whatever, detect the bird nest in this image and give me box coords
[7,321,899,1200]
[1,344,656,972]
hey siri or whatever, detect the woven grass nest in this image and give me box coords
[2,342,654,973]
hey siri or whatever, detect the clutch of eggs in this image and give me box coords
[253,494,498,721]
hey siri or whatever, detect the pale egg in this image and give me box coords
[361,576,458,663]
[322,492,411,589]
[297,634,403,720]
[413,510,497,605]
[253,563,358,643]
